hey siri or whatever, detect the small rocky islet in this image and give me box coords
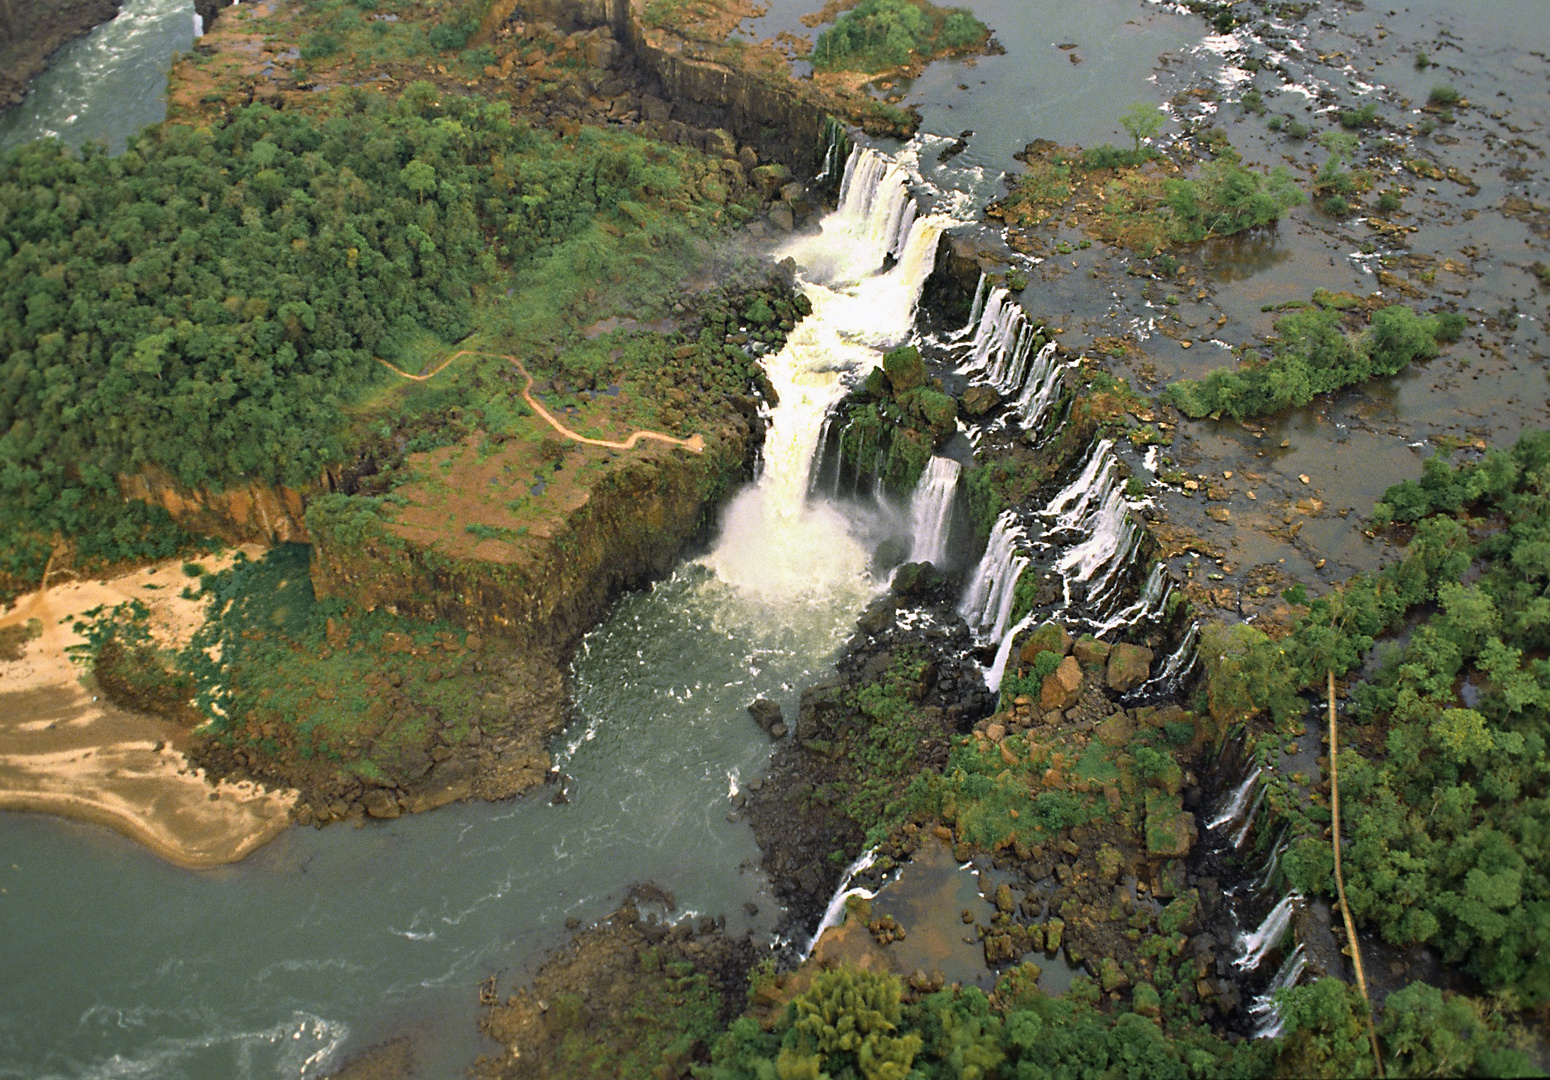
[1,0,1547,1076]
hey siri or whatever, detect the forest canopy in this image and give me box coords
[1163,303,1465,420]
[0,87,746,583]
[810,0,989,72]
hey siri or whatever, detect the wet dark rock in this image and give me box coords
[960,384,1000,416]
[747,697,784,733]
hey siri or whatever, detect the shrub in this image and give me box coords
[300,31,342,59]
[1429,84,1461,106]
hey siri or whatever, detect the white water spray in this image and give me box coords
[959,512,1028,644]
[1234,895,1301,972]
[907,457,961,566]
[1208,767,1263,831]
[803,848,879,958]
[1250,943,1307,1038]
[706,148,948,602]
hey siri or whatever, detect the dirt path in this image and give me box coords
[375,349,705,454]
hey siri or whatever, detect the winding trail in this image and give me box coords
[375,349,705,454]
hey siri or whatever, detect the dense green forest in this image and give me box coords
[0,85,751,587]
[1201,432,1550,1009]
[699,964,1528,1079]
[1163,303,1465,420]
[810,0,989,72]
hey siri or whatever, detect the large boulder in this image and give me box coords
[1145,791,1198,857]
[1072,635,1111,667]
[363,788,401,820]
[1095,711,1134,748]
[960,384,1000,417]
[748,698,784,734]
[1019,623,1072,666]
[1105,643,1154,693]
[1039,655,1083,711]
[882,345,927,391]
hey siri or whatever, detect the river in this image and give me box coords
[5,0,1545,1074]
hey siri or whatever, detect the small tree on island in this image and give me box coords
[1120,103,1163,152]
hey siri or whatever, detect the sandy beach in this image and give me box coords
[0,552,296,868]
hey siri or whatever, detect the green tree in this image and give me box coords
[1120,103,1163,152]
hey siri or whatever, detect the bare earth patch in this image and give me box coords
[0,552,296,867]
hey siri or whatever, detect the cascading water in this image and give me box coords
[1249,944,1307,1038]
[807,147,926,288]
[1208,767,1263,832]
[959,285,1039,394]
[1013,343,1068,434]
[1234,895,1301,972]
[707,149,950,600]
[907,457,962,566]
[1042,440,1144,618]
[959,512,1029,644]
[803,848,879,958]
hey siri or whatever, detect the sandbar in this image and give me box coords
[0,553,296,868]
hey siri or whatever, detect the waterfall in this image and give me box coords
[1232,784,1267,849]
[803,848,879,958]
[955,272,991,340]
[809,146,920,286]
[1249,943,1307,1038]
[1092,562,1168,638]
[1038,439,1144,620]
[1130,620,1200,698]
[1013,344,1067,434]
[907,457,961,566]
[707,146,948,601]
[1208,767,1263,831]
[1234,895,1301,972]
[959,512,1028,643]
[959,286,1041,395]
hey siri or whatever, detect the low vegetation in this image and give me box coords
[810,0,990,73]
[1163,301,1465,420]
[991,118,1304,255]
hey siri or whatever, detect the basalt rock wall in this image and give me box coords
[308,424,753,658]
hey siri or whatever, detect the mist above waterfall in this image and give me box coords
[704,147,953,604]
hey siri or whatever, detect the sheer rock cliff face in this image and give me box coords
[117,470,310,545]
[515,0,829,175]
[0,0,124,110]
[309,430,751,658]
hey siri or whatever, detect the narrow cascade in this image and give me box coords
[1041,439,1144,618]
[958,285,1038,395]
[1131,620,1200,697]
[1092,562,1168,638]
[955,272,991,339]
[1249,944,1307,1038]
[1208,767,1263,831]
[1013,343,1067,433]
[1234,895,1301,972]
[907,457,962,566]
[803,849,878,957]
[708,146,949,601]
[959,511,1029,644]
[1232,784,1267,848]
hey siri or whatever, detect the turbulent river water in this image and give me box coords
[17,0,1543,1073]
